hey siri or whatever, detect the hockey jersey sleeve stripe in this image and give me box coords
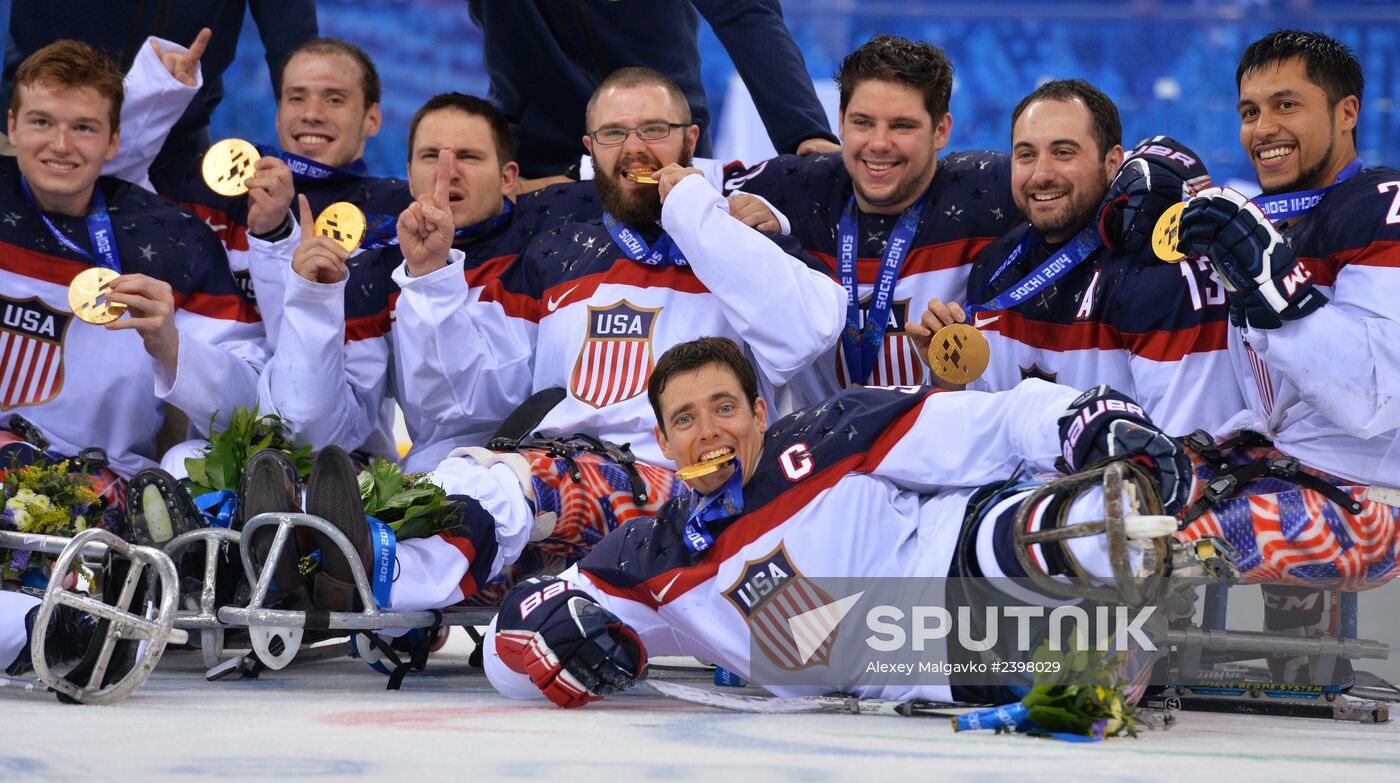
[172,290,261,324]
[463,253,517,288]
[1301,239,1400,287]
[586,392,935,608]
[0,240,89,286]
[345,307,391,342]
[808,238,993,282]
[479,278,541,322]
[182,202,250,252]
[1122,320,1230,361]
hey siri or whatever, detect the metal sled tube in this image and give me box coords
[238,512,384,615]
[1166,626,1388,660]
[218,604,499,631]
[0,530,109,560]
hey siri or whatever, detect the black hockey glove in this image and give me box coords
[495,576,647,708]
[1178,186,1327,329]
[1058,385,1191,514]
[1098,136,1211,255]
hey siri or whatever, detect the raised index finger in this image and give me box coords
[184,27,212,66]
[433,149,452,210]
[297,193,314,233]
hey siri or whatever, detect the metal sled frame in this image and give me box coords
[0,528,182,704]
[172,512,497,672]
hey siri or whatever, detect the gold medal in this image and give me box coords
[927,323,989,386]
[625,169,659,185]
[1151,201,1187,262]
[314,202,367,253]
[201,138,261,197]
[67,267,126,325]
[675,451,737,481]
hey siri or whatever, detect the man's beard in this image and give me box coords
[1260,131,1337,195]
[593,146,693,226]
[1026,186,1103,244]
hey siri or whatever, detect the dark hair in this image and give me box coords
[1010,79,1122,160]
[279,38,382,108]
[836,34,953,123]
[1237,30,1363,144]
[11,40,124,132]
[586,66,690,130]
[648,337,759,432]
[407,92,515,165]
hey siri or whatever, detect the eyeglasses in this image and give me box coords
[588,122,688,146]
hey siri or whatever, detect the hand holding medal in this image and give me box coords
[67,267,125,325]
[290,195,355,284]
[908,298,991,387]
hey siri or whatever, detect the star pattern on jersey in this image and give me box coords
[992,207,1004,221]
[2,211,21,226]
[139,244,158,261]
[944,204,964,221]
[582,236,597,251]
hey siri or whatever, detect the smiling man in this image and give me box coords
[726,35,1019,405]
[481,337,1214,708]
[908,80,1239,436]
[0,41,263,482]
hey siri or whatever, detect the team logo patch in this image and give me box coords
[0,296,72,410]
[724,543,839,670]
[835,297,925,387]
[1019,362,1058,384]
[570,300,660,409]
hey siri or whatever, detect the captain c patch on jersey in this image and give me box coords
[571,300,660,409]
[0,296,72,410]
[724,543,842,670]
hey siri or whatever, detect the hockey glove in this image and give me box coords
[1178,186,1327,329]
[495,575,647,708]
[1058,385,1191,514]
[1098,136,1211,255]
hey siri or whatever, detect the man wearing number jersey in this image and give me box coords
[0,42,262,481]
[910,80,1240,437]
[725,35,1019,408]
[1172,31,1400,678]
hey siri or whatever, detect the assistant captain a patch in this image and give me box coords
[571,300,660,409]
[0,296,72,410]
[724,543,838,670]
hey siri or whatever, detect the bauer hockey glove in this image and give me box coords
[494,575,647,708]
[1098,136,1211,255]
[1178,186,1327,329]
[1058,385,1191,514]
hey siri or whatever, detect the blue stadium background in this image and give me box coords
[3,0,1397,186]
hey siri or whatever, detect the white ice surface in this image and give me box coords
[4,630,1399,782]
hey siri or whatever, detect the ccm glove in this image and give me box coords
[1058,385,1191,515]
[1178,186,1327,329]
[495,576,647,708]
[1099,136,1211,255]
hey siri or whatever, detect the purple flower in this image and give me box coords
[9,548,31,573]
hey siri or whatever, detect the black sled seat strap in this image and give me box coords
[488,387,567,452]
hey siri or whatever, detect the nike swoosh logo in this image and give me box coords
[650,573,682,603]
[547,284,581,312]
[972,315,1001,329]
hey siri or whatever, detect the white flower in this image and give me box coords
[9,507,31,530]
[74,515,88,531]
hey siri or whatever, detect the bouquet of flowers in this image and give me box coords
[358,458,460,541]
[185,407,314,497]
[0,459,106,587]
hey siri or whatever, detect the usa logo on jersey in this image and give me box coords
[571,300,660,409]
[0,296,71,410]
[723,543,838,670]
[834,297,927,387]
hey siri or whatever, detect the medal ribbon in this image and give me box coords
[681,460,745,553]
[357,197,515,251]
[254,145,371,183]
[365,513,397,609]
[602,212,689,267]
[837,191,928,384]
[1252,157,1365,223]
[20,178,121,271]
[965,225,1101,315]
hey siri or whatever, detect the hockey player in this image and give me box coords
[725,35,1020,405]
[1174,31,1400,675]
[483,336,1400,708]
[908,80,1241,436]
[0,41,264,482]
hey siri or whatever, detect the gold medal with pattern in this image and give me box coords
[67,267,126,325]
[314,202,367,253]
[624,168,659,185]
[1151,201,1188,262]
[201,138,261,197]
[675,451,737,481]
[927,323,989,386]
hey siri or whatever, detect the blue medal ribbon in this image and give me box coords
[365,513,397,609]
[1252,157,1365,222]
[20,177,121,271]
[358,196,516,252]
[837,191,928,384]
[603,212,689,267]
[953,702,1028,732]
[965,225,1102,315]
[681,460,745,553]
[194,490,238,528]
[253,145,370,183]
